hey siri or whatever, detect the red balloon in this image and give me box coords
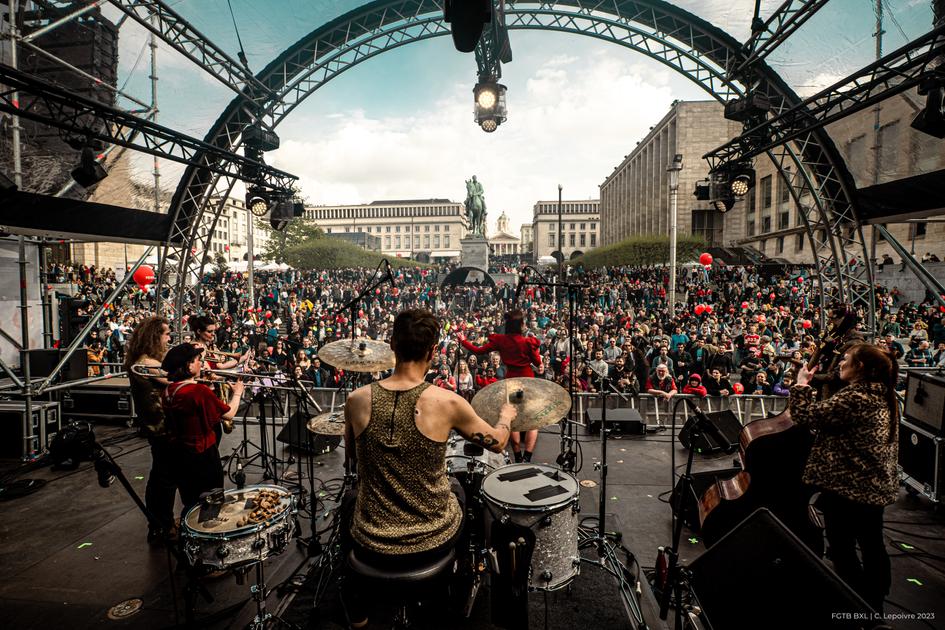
[699,253,713,266]
[132,264,155,288]
[741,301,749,309]
[733,383,744,394]
[694,304,705,315]
[802,319,812,329]
[769,293,776,300]
[704,305,713,314]
[797,276,804,283]
[791,287,798,293]
[265,311,272,319]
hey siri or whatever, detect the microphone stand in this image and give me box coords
[577,374,647,629]
[516,266,586,472]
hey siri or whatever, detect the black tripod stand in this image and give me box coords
[515,265,586,472]
[577,382,648,629]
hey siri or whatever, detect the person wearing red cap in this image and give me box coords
[458,309,542,462]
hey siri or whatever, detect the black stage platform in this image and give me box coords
[1,416,943,629]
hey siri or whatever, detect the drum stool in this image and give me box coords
[345,547,456,628]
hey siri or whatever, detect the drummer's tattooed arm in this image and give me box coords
[469,431,503,454]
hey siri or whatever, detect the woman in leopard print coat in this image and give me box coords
[792,343,899,613]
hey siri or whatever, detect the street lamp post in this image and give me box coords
[667,154,683,316]
[557,184,563,280]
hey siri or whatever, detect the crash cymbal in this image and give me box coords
[306,411,346,436]
[318,338,395,373]
[471,377,571,432]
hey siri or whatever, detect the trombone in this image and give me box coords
[130,364,313,392]
[202,348,246,363]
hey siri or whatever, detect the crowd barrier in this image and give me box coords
[302,386,789,428]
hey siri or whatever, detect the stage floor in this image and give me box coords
[1,416,943,629]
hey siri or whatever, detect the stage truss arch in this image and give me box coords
[158,0,873,329]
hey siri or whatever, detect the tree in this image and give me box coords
[255,218,324,263]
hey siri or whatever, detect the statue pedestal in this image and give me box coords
[461,237,490,271]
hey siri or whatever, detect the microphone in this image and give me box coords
[682,398,734,453]
[384,259,395,288]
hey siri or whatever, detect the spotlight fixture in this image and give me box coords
[728,165,756,198]
[269,198,295,232]
[711,191,736,213]
[723,93,771,123]
[246,188,270,217]
[243,124,280,152]
[693,179,711,201]
[473,77,507,133]
[911,77,945,139]
[70,147,108,188]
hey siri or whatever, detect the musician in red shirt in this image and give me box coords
[459,309,543,462]
[161,343,244,518]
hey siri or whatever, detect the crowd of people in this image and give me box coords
[55,260,945,400]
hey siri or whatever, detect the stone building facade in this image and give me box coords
[303,199,468,260]
[531,199,600,260]
[599,100,747,248]
[520,223,533,256]
[488,212,521,255]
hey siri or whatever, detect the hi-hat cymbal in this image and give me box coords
[306,411,346,436]
[471,377,571,432]
[318,338,395,372]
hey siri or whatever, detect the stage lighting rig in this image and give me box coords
[243,123,280,152]
[474,77,507,133]
[723,93,771,123]
[911,76,945,139]
[727,164,756,198]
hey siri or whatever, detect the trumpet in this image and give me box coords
[201,348,246,363]
[130,364,313,392]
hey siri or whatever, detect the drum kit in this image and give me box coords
[175,337,643,627]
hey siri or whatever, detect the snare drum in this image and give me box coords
[181,484,296,569]
[446,432,509,487]
[481,463,580,591]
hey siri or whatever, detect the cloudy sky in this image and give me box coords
[98,0,934,234]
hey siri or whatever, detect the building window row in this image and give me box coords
[308,205,460,220]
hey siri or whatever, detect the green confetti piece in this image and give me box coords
[688,537,700,544]
[907,578,923,586]
[77,542,92,549]
[899,543,915,550]
[134,476,144,480]
[318,491,326,497]
[610,496,618,501]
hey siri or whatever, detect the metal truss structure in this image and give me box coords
[152,0,875,331]
[730,0,831,79]
[707,25,945,168]
[105,0,271,102]
[0,63,297,193]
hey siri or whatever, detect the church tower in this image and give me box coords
[496,211,510,234]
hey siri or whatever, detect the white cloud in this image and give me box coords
[268,49,680,234]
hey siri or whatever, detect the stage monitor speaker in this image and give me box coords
[22,348,88,382]
[678,409,741,454]
[689,508,876,630]
[905,371,945,435]
[585,406,645,435]
[671,467,741,531]
[277,411,340,455]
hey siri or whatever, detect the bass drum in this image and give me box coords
[481,463,580,591]
[181,484,296,569]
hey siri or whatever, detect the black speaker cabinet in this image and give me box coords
[899,418,944,502]
[679,409,741,454]
[689,508,876,630]
[905,371,945,435]
[671,467,741,531]
[584,406,645,435]
[277,411,341,455]
[21,349,88,382]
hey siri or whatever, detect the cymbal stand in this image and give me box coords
[516,265,586,472]
[578,383,647,629]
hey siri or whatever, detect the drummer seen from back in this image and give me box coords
[342,309,514,590]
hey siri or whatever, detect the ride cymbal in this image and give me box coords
[471,377,571,432]
[318,338,395,373]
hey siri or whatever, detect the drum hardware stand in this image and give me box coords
[88,437,215,626]
[578,384,648,629]
[658,401,714,630]
[515,266,586,472]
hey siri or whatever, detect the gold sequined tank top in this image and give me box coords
[351,382,461,555]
